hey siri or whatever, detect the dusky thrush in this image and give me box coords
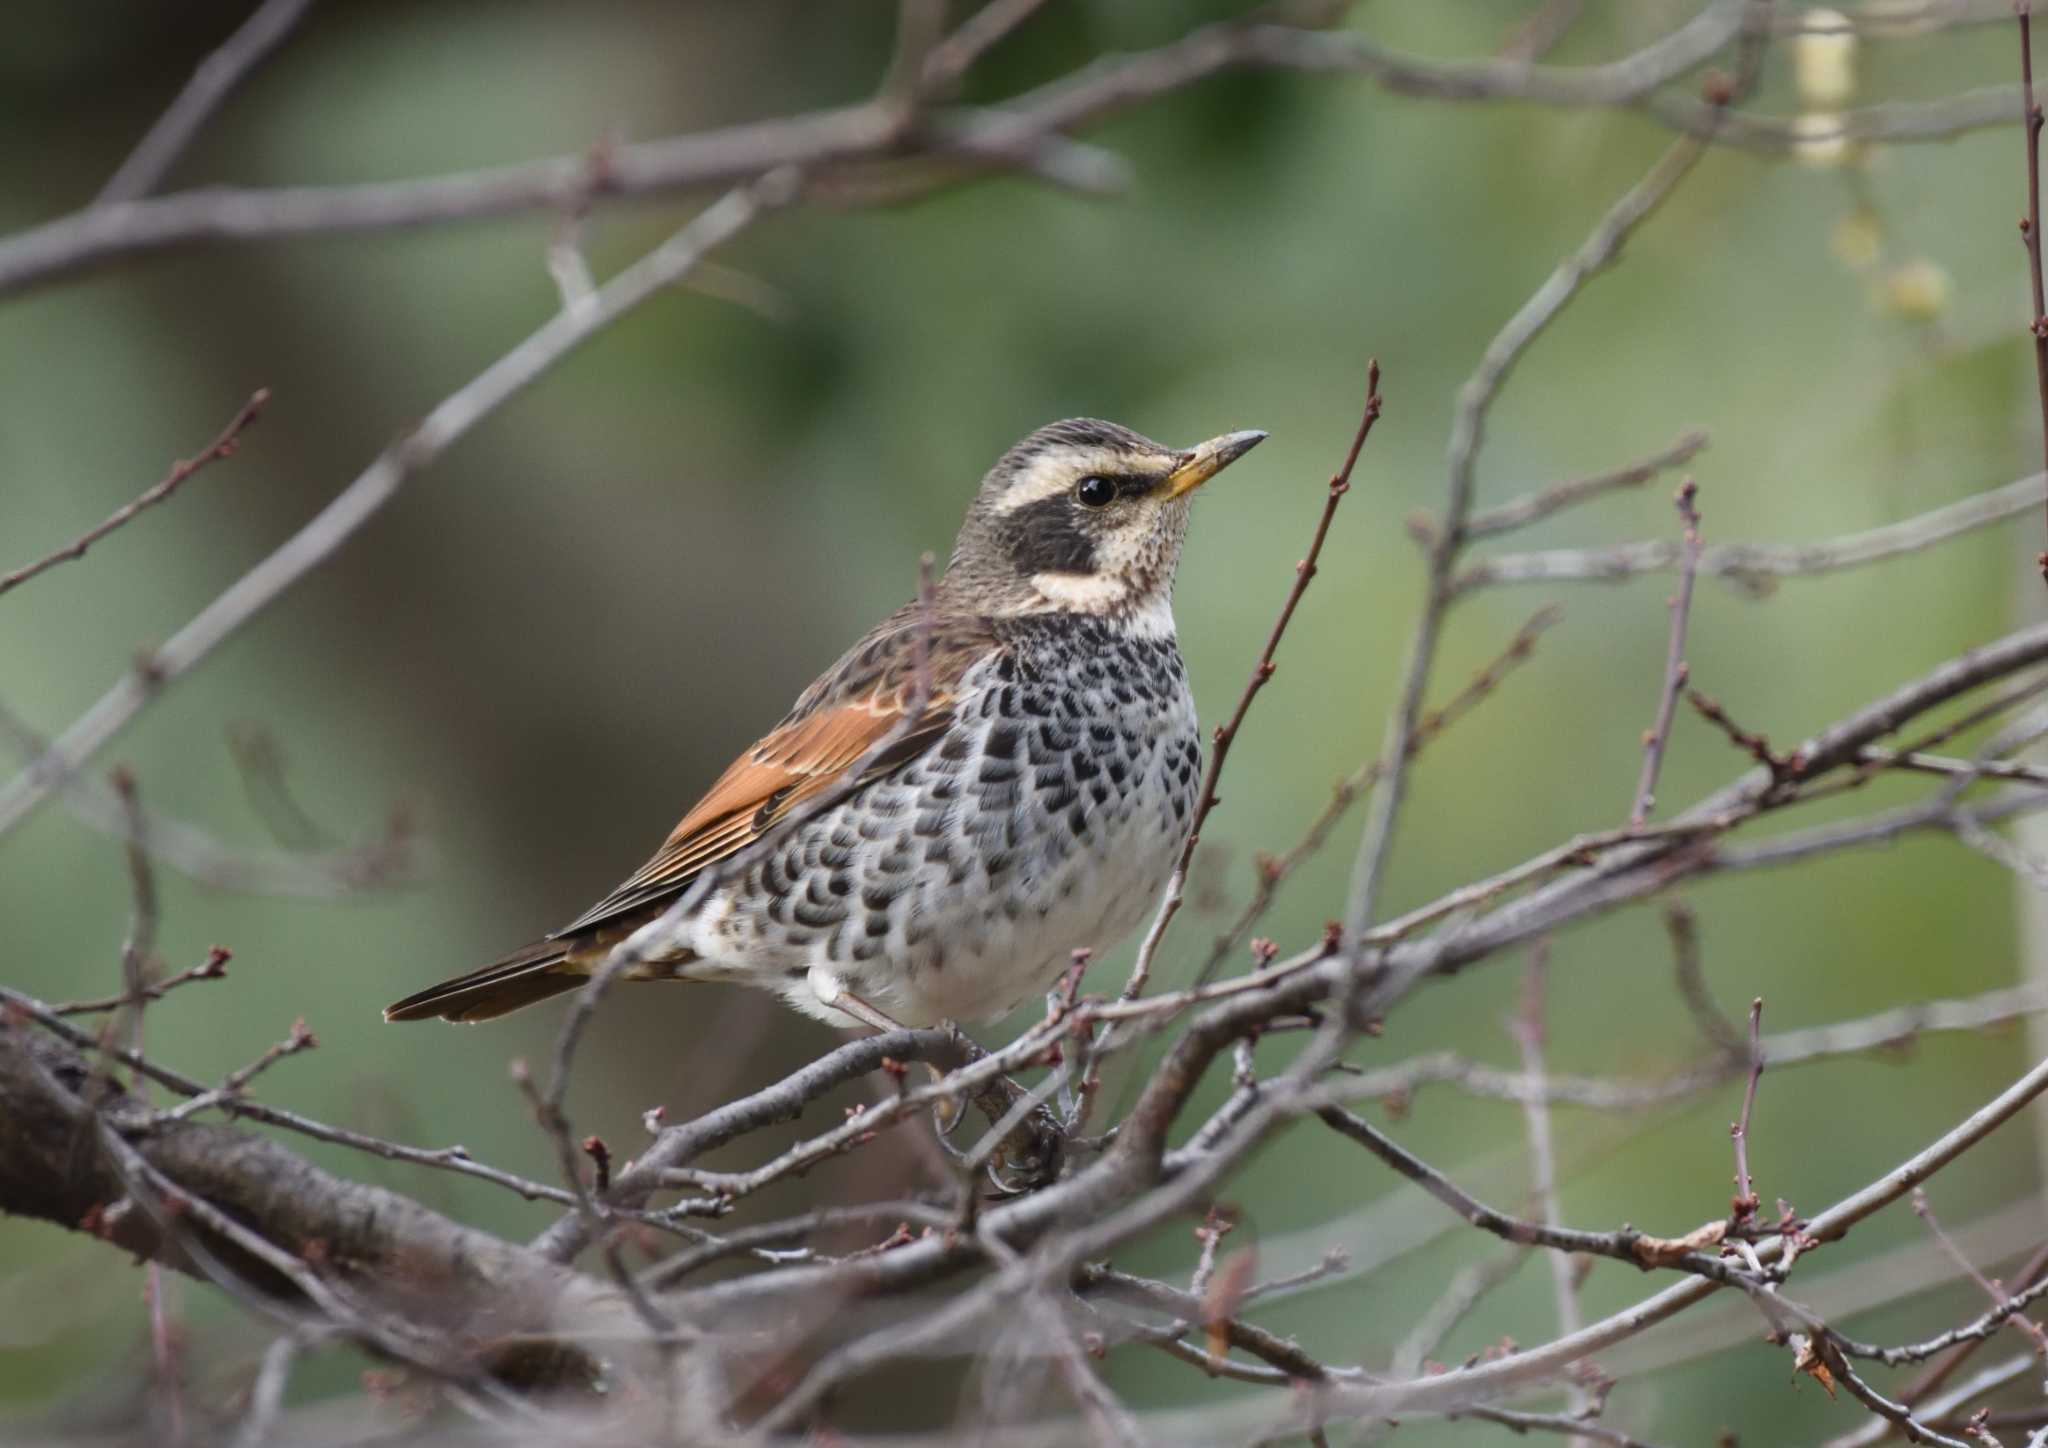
[384,419,1265,1032]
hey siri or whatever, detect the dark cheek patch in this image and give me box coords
[999,495,1096,574]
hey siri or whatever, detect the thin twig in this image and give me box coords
[1320,982,2048,1115]
[511,1059,681,1346]
[228,1333,306,1448]
[1315,1104,1752,1288]
[0,390,269,599]
[1821,1345,1980,1448]
[1912,1188,2048,1357]
[1118,359,1380,1003]
[1507,943,1587,1415]
[1460,429,1709,540]
[921,0,1052,95]
[1687,688,1795,783]
[1836,1274,2048,1367]
[52,945,231,1016]
[110,765,161,1095]
[1344,118,1717,939]
[1828,1355,2039,1448]
[1729,997,1764,1228]
[1630,479,1702,826]
[1455,473,2048,594]
[531,1027,976,1261]
[1893,1245,2048,1432]
[1454,1406,1671,1448]
[1194,604,1560,989]
[4,984,576,1206]
[1393,1248,1531,1378]
[0,4,1754,297]
[0,179,788,845]
[0,694,416,899]
[1287,1048,2048,1425]
[158,1017,317,1123]
[96,0,315,204]
[1663,901,1744,1054]
[2018,2,2048,577]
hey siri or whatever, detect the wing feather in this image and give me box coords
[556,609,990,938]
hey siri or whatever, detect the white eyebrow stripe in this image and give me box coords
[991,466,1081,515]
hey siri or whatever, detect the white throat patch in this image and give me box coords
[1029,571,1131,612]
[1027,572,1177,638]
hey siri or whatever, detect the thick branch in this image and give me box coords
[0,1019,628,1389]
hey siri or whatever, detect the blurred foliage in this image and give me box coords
[1,1,2043,1441]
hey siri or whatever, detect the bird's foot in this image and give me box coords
[937,1021,1063,1195]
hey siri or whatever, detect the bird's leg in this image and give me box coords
[808,969,1061,1189]
[805,966,910,1035]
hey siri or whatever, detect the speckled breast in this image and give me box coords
[695,616,1201,1024]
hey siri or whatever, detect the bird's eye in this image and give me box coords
[1074,476,1116,509]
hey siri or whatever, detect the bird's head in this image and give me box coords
[944,418,1266,624]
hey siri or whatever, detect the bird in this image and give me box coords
[383,419,1266,1033]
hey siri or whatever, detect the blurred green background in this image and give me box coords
[3,1,2044,1441]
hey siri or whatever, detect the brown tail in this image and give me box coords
[384,938,585,1023]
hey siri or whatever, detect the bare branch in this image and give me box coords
[2,984,575,1206]
[1664,901,1744,1053]
[920,0,1052,96]
[532,1027,973,1262]
[1911,1188,2048,1358]
[227,1332,306,1448]
[1455,473,2048,595]
[0,1020,628,1389]
[0,4,1750,298]
[1325,982,2048,1114]
[1393,1248,1530,1378]
[1344,113,1718,938]
[2018,2,2048,578]
[1630,479,1703,826]
[1195,604,1559,989]
[1455,1406,1673,1448]
[157,1016,317,1124]
[96,0,315,205]
[1119,360,1380,1003]
[1460,429,1709,541]
[1827,1355,2039,1448]
[1816,1345,1979,1448]
[0,389,269,599]
[0,695,416,898]
[51,944,231,1017]
[1729,997,1765,1228]
[0,177,789,846]
[1507,945,1589,1409]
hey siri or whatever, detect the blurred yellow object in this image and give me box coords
[1830,209,1884,272]
[1794,9,1857,108]
[1881,258,1952,320]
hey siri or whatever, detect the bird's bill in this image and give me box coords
[1160,429,1268,500]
